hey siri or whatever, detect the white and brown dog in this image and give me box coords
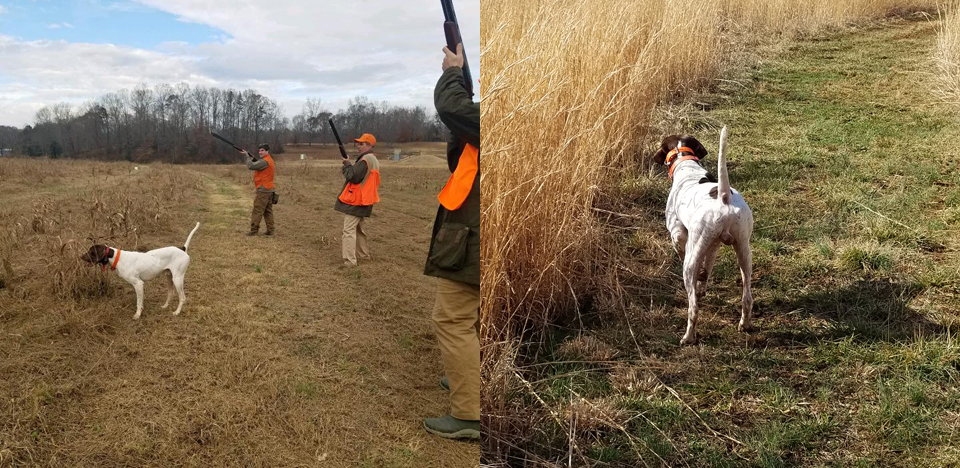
[653,127,753,345]
[82,222,200,319]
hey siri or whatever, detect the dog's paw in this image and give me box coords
[738,322,753,333]
[680,334,698,346]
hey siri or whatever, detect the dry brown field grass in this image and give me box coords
[935,0,960,105]
[0,142,478,466]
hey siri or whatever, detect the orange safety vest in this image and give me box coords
[438,144,478,211]
[253,154,275,190]
[338,154,381,206]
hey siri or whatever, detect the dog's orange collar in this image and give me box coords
[665,146,700,180]
[100,247,121,272]
[664,146,695,165]
[111,249,121,270]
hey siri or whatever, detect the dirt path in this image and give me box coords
[167,167,478,466]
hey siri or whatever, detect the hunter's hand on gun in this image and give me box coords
[442,43,465,71]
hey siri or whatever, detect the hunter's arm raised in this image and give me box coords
[435,66,480,149]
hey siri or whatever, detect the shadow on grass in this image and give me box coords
[763,279,943,344]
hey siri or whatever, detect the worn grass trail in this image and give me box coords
[526,17,960,467]
[0,156,477,466]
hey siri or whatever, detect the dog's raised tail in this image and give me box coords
[717,126,731,205]
[183,222,200,252]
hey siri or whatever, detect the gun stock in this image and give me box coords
[441,0,473,96]
[211,132,258,161]
[328,119,349,159]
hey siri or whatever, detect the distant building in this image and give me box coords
[0,149,11,156]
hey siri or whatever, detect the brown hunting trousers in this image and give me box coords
[432,277,481,421]
[341,214,370,265]
[250,191,275,234]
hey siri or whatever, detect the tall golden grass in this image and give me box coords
[479,0,940,462]
[721,0,938,34]
[935,1,960,105]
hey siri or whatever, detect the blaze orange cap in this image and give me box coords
[354,133,376,146]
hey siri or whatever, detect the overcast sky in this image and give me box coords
[0,0,479,128]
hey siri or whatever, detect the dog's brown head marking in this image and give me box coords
[80,244,110,264]
[653,134,709,166]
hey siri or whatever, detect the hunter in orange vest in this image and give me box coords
[334,133,380,266]
[244,144,276,236]
[422,43,481,441]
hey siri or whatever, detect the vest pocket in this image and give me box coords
[429,223,470,270]
[339,183,361,205]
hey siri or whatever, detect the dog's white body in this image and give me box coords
[664,128,754,344]
[111,223,199,319]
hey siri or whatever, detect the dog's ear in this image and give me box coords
[653,135,682,166]
[683,136,709,161]
[96,245,109,262]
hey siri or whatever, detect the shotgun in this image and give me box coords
[441,0,473,97]
[328,118,349,160]
[211,132,259,161]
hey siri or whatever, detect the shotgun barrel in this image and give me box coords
[441,0,473,97]
[328,119,349,159]
[211,132,259,161]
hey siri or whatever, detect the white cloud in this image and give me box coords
[0,35,202,125]
[47,22,74,29]
[0,0,480,127]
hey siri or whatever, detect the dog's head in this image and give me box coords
[652,134,709,166]
[80,244,109,264]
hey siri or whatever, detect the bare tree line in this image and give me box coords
[7,83,445,163]
[290,96,446,147]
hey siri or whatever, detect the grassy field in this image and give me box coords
[493,16,960,467]
[0,142,479,466]
[479,0,942,337]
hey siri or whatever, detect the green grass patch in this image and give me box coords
[510,17,960,467]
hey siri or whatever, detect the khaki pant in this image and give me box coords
[342,214,370,264]
[432,277,480,421]
[250,191,275,233]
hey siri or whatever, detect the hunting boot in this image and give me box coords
[423,415,480,440]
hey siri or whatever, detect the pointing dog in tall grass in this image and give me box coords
[81,222,200,319]
[653,127,754,345]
